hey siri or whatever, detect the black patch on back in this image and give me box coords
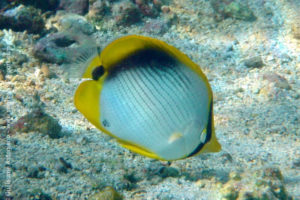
[108,49,177,77]
[187,101,213,157]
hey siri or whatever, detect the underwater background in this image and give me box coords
[0,0,299,199]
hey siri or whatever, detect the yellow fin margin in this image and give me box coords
[74,80,104,133]
[118,140,164,160]
[197,108,221,155]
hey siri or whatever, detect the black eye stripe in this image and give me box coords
[92,65,105,81]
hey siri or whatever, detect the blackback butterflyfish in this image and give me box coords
[74,35,221,161]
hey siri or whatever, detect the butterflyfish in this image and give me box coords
[74,35,221,161]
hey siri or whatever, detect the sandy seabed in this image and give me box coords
[0,0,299,199]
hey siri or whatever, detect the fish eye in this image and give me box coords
[92,65,105,81]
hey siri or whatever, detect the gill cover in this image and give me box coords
[74,35,221,160]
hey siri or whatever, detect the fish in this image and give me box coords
[74,35,221,161]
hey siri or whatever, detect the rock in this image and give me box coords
[14,53,28,65]
[59,0,89,15]
[292,158,300,168]
[183,168,216,182]
[88,186,122,200]
[28,189,52,200]
[161,5,170,14]
[27,167,44,179]
[10,107,62,138]
[112,0,141,26]
[0,106,6,118]
[211,0,256,22]
[0,60,6,80]
[123,172,139,184]
[33,32,76,64]
[120,172,140,190]
[58,14,95,35]
[263,72,291,90]
[40,64,51,78]
[228,171,241,181]
[157,166,180,178]
[135,0,161,18]
[59,157,73,169]
[292,25,300,39]
[0,5,45,34]
[219,182,239,200]
[221,152,233,163]
[143,18,169,34]
[0,191,4,200]
[56,163,68,173]
[0,70,4,80]
[224,2,256,21]
[19,92,45,110]
[291,15,300,39]
[0,119,7,126]
[262,167,283,180]
[88,0,110,21]
[244,56,264,68]
[219,167,292,200]
[75,136,89,144]
[17,0,59,11]
[56,157,72,173]
[0,1,8,10]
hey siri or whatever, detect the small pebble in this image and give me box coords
[0,70,4,80]
[153,0,162,7]
[229,172,241,181]
[143,18,169,34]
[161,5,170,13]
[59,0,89,15]
[41,64,50,78]
[76,136,89,144]
[262,167,283,180]
[15,53,28,65]
[0,5,45,34]
[10,108,62,138]
[244,56,264,68]
[195,180,205,188]
[28,189,52,200]
[291,16,300,39]
[56,163,68,174]
[219,182,238,200]
[0,106,6,117]
[0,118,7,126]
[27,167,44,179]
[292,158,300,168]
[158,166,180,178]
[263,72,291,90]
[11,75,20,82]
[88,186,122,200]
[221,153,233,163]
[59,157,73,169]
[113,1,141,26]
